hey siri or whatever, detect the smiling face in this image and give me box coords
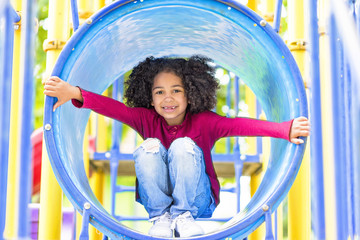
[151,71,188,126]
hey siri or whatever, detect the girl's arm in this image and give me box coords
[44,76,148,136]
[43,76,83,111]
[209,112,310,145]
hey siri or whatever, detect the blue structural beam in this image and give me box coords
[273,0,283,33]
[70,0,80,32]
[308,0,326,238]
[0,3,17,240]
[329,0,360,237]
[43,0,307,239]
[17,0,35,238]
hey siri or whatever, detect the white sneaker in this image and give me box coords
[171,211,204,237]
[148,212,173,238]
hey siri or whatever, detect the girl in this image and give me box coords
[43,55,310,238]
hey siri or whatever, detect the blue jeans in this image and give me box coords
[134,137,215,219]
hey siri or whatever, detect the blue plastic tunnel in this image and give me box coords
[43,0,308,239]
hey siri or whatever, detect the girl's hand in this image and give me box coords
[43,76,83,111]
[289,116,310,144]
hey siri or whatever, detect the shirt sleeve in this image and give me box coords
[71,88,147,136]
[207,112,293,142]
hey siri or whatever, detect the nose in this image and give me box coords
[164,93,173,102]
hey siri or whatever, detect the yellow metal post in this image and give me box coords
[93,0,106,12]
[319,0,337,238]
[76,122,91,239]
[287,0,311,239]
[89,92,109,240]
[247,0,280,238]
[4,0,22,238]
[38,0,70,239]
[247,0,259,14]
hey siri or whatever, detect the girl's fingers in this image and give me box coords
[48,76,61,82]
[53,101,61,111]
[44,80,58,86]
[291,137,304,144]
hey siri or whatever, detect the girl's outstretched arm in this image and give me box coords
[43,76,83,111]
[289,116,310,144]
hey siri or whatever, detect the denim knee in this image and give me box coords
[134,138,167,177]
[169,137,202,167]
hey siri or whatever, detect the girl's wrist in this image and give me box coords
[71,85,83,102]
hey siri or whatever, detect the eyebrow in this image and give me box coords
[152,85,184,91]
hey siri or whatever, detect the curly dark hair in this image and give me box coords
[124,55,219,114]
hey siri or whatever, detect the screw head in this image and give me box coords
[262,204,269,211]
[105,152,111,159]
[260,20,267,27]
[44,124,51,131]
[84,202,91,210]
[86,18,93,24]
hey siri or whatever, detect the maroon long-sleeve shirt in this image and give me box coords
[72,89,293,205]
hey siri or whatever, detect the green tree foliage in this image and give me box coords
[33,0,48,129]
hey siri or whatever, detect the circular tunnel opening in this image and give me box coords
[44,0,307,239]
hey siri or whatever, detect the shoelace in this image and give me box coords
[149,213,171,224]
[170,212,193,230]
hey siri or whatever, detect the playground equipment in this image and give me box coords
[43,0,307,239]
[1,0,360,239]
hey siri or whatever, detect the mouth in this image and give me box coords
[163,106,177,112]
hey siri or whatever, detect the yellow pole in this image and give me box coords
[247,0,259,14]
[88,101,109,240]
[93,0,105,12]
[262,1,284,238]
[4,0,22,238]
[246,0,278,238]
[319,0,337,238]
[287,0,311,239]
[76,122,91,239]
[38,0,70,239]
[78,0,94,25]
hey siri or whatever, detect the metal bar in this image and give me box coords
[79,204,91,240]
[264,210,274,240]
[17,0,35,237]
[70,0,80,31]
[93,151,261,163]
[329,13,348,240]
[308,0,326,238]
[9,5,20,22]
[273,0,283,33]
[344,60,355,237]
[226,74,231,153]
[110,78,120,216]
[331,0,360,237]
[350,59,360,237]
[0,3,15,240]
[114,215,233,222]
[356,0,360,32]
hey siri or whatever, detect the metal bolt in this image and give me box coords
[86,18,93,24]
[228,7,231,10]
[105,152,111,159]
[240,155,246,161]
[44,124,51,131]
[84,202,91,210]
[262,204,269,211]
[260,20,267,27]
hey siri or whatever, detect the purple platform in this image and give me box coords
[30,203,75,239]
